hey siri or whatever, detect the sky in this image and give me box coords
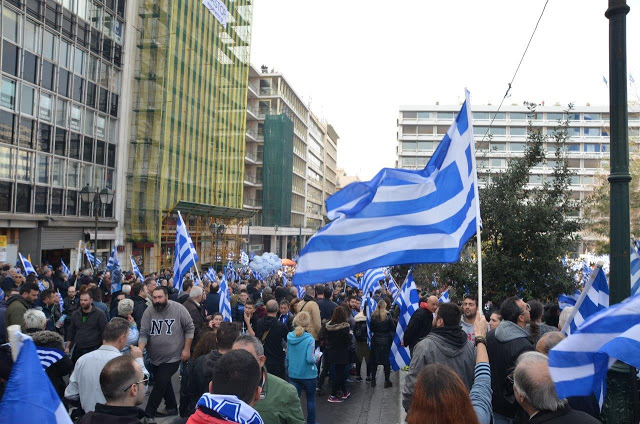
[250,0,640,180]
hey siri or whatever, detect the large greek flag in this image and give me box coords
[18,253,37,276]
[345,275,359,289]
[205,267,217,282]
[60,259,70,275]
[174,211,198,292]
[218,273,232,322]
[294,92,479,285]
[84,248,102,267]
[390,270,419,371]
[362,268,385,296]
[549,292,640,407]
[563,267,609,336]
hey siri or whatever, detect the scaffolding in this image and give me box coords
[159,201,254,272]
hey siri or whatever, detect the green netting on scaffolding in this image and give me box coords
[262,114,294,227]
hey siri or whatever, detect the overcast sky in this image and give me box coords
[250,0,640,180]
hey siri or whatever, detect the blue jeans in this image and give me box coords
[290,377,317,424]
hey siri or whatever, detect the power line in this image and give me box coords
[479,0,551,148]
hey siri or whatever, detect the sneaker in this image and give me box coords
[341,391,351,400]
[316,388,325,396]
[384,381,393,388]
[365,376,371,383]
[355,376,363,383]
[328,395,343,403]
[346,376,357,383]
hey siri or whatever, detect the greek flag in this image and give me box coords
[218,273,232,322]
[558,291,581,310]
[297,286,306,299]
[37,280,46,291]
[240,251,249,266]
[56,290,64,311]
[387,278,399,301]
[19,253,37,276]
[130,257,144,282]
[174,211,198,292]
[106,245,119,271]
[563,267,609,336]
[439,288,450,303]
[37,346,65,369]
[390,270,419,371]
[294,92,479,286]
[0,335,72,423]
[580,261,592,286]
[282,273,289,286]
[549,292,640,408]
[365,296,377,347]
[226,262,239,282]
[205,267,217,282]
[631,243,640,296]
[345,275,359,289]
[362,268,385,296]
[84,248,102,267]
[60,259,70,275]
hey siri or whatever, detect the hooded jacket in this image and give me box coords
[129,295,147,328]
[286,330,317,380]
[486,320,534,418]
[319,321,351,365]
[402,326,476,412]
[31,329,73,401]
[4,295,32,331]
[181,350,225,417]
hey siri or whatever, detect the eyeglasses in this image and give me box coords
[122,376,149,392]
[519,303,531,315]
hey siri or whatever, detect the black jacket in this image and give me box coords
[129,295,147,328]
[63,296,80,318]
[276,311,294,332]
[183,298,205,347]
[316,298,338,322]
[181,350,224,417]
[205,292,220,316]
[255,315,288,366]
[370,313,395,365]
[78,403,149,424]
[528,405,602,424]
[30,329,72,401]
[67,307,107,348]
[486,322,534,418]
[319,321,351,365]
[403,306,433,350]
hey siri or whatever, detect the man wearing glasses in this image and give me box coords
[65,318,149,415]
[77,355,149,423]
[486,296,534,424]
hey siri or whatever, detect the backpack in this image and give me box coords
[354,320,367,342]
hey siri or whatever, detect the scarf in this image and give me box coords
[196,393,264,424]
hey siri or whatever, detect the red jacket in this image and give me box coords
[187,409,238,424]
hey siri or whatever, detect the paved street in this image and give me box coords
[144,366,403,424]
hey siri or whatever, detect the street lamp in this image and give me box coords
[81,185,114,265]
[210,222,226,271]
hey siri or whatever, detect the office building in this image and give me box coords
[396,104,640,252]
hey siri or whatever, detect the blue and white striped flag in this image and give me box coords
[218,273,232,322]
[37,280,46,291]
[365,296,377,347]
[226,262,239,282]
[84,248,102,267]
[387,278,399,301]
[282,273,289,286]
[345,275,359,289]
[297,286,306,299]
[549,292,640,408]
[362,268,385,296]
[130,257,144,282]
[563,267,609,336]
[390,270,420,371]
[174,211,198,292]
[294,92,479,286]
[558,290,581,310]
[240,251,249,266]
[106,245,119,271]
[439,288,450,303]
[19,253,37,276]
[37,346,65,370]
[60,259,70,275]
[631,243,640,296]
[580,261,592,286]
[205,267,217,282]
[56,290,64,311]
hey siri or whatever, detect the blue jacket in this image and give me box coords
[286,330,317,380]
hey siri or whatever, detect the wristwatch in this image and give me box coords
[475,336,487,346]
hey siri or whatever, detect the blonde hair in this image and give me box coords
[372,299,389,321]
[293,311,310,336]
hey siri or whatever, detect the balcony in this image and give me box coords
[244,174,262,186]
[247,105,258,120]
[246,128,258,141]
[243,198,262,208]
[259,87,278,96]
[248,81,259,98]
[245,150,258,163]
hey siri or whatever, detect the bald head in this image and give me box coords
[427,295,439,313]
[266,299,279,315]
[536,331,565,355]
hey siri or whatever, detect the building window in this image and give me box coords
[584,113,601,121]
[52,157,64,186]
[584,143,600,153]
[3,8,20,44]
[510,142,526,152]
[34,186,48,214]
[67,160,79,188]
[584,127,601,137]
[16,184,32,213]
[417,141,433,151]
[73,76,84,102]
[84,110,94,136]
[0,111,15,144]
[107,143,115,167]
[0,181,11,211]
[69,132,80,158]
[56,98,68,127]
[23,51,38,84]
[42,60,56,91]
[38,123,52,152]
[66,190,77,215]
[55,128,66,155]
[83,137,93,162]
[403,125,417,135]
[21,84,37,116]
[70,104,82,131]
[583,159,599,169]
[473,112,490,120]
[43,30,56,62]
[0,146,12,178]
[438,112,454,120]
[51,188,63,214]
[1,78,16,110]
[547,113,563,121]
[95,140,105,165]
[567,143,581,152]
[510,112,527,120]
[490,158,506,168]
[2,41,20,77]
[58,69,70,97]
[24,20,39,53]
[40,92,53,122]
[18,117,34,147]
[403,141,417,151]
[510,127,527,136]
[490,142,506,152]
[403,111,417,119]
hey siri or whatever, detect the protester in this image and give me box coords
[460,295,478,342]
[144,278,158,306]
[232,335,305,424]
[138,286,194,418]
[526,300,558,346]
[486,296,534,424]
[186,349,263,424]
[255,299,288,379]
[286,311,320,424]
[239,299,257,336]
[110,291,127,321]
[513,352,601,423]
[277,300,294,332]
[406,313,492,424]
[403,295,438,355]
[489,310,502,330]
[558,307,573,332]
[114,298,140,349]
[184,285,206,349]
[353,307,371,383]
[35,289,61,332]
[180,331,219,417]
[178,279,194,304]
[297,287,322,341]
[129,283,148,328]
[535,331,565,355]
[65,291,108,364]
[24,309,72,403]
[90,287,109,320]
[316,285,338,321]
[205,282,220,316]
[65,318,147,413]
[319,306,352,403]
[77,355,149,424]
[231,289,249,322]
[369,299,395,388]
[63,285,80,335]
[403,302,475,411]
[4,281,39,330]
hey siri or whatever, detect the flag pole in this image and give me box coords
[85,248,94,272]
[466,89,483,308]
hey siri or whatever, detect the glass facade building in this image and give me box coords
[0,0,125,265]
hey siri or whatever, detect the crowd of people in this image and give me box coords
[0,261,605,424]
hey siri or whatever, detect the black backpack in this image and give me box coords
[354,320,368,342]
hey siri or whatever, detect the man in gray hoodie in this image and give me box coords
[402,302,476,412]
[139,286,194,418]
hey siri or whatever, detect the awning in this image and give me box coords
[165,200,255,220]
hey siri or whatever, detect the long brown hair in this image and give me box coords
[192,332,218,359]
[372,299,388,321]
[407,364,480,424]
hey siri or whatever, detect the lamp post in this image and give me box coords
[210,223,226,272]
[81,186,114,263]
